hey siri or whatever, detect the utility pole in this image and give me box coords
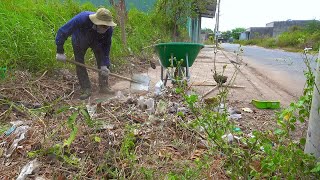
[213,0,221,75]
[305,48,320,158]
[214,0,220,47]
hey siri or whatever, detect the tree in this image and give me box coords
[305,20,320,33]
[231,27,245,40]
[304,49,320,158]
[201,28,214,34]
[156,0,215,41]
[221,30,232,40]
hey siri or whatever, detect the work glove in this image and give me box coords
[56,53,67,62]
[100,66,110,77]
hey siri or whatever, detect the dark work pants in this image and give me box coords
[72,34,108,91]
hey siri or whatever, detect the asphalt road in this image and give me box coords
[220,43,318,96]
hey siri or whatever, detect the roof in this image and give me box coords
[200,3,217,18]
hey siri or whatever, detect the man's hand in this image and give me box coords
[100,66,110,77]
[56,53,67,62]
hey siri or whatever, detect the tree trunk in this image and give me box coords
[173,23,177,41]
[304,49,320,158]
[118,0,127,47]
[109,0,127,47]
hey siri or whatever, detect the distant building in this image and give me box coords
[239,20,317,40]
[266,20,314,37]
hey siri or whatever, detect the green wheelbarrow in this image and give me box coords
[154,42,204,86]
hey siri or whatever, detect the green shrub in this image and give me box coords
[277,31,305,48]
[261,38,277,48]
[126,8,171,55]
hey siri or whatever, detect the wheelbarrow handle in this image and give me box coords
[65,59,139,83]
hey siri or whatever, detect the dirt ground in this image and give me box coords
[0,46,308,179]
[108,46,305,135]
[61,45,307,148]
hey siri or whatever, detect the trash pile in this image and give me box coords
[0,85,213,179]
[0,77,276,179]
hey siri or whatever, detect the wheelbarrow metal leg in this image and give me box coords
[186,53,190,80]
[161,66,164,82]
[164,70,168,86]
[170,54,174,84]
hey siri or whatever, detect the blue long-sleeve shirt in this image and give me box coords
[55,11,113,66]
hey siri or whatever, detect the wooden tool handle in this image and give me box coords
[65,60,138,83]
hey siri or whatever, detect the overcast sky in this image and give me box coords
[201,0,320,32]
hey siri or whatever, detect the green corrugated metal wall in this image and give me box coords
[188,17,201,43]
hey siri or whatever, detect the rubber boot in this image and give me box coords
[79,88,92,100]
[99,75,115,94]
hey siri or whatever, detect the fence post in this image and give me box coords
[304,48,320,158]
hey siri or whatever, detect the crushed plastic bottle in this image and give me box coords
[145,98,155,114]
[154,80,164,96]
[5,125,29,158]
[17,159,40,180]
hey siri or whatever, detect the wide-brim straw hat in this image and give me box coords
[89,8,117,27]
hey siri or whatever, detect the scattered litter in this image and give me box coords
[214,103,226,113]
[96,121,115,131]
[234,135,241,141]
[4,125,30,158]
[222,133,234,143]
[228,107,241,115]
[4,125,17,136]
[229,113,242,120]
[17,159,40,180]
[86,104,96,118]
[168,102,179,113]
[242,107,253,113]
[155,100,167,115]
[137,96,155,113]
[145,98,155,114]
[248,132,255,138]
[10,120,25,127]
[154,80,164,96]
[115,91,126,100]
[233,127,242,132]
[137,96,146,109]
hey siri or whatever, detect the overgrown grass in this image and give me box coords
[0,0,171,73]
[235,21,320,51]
